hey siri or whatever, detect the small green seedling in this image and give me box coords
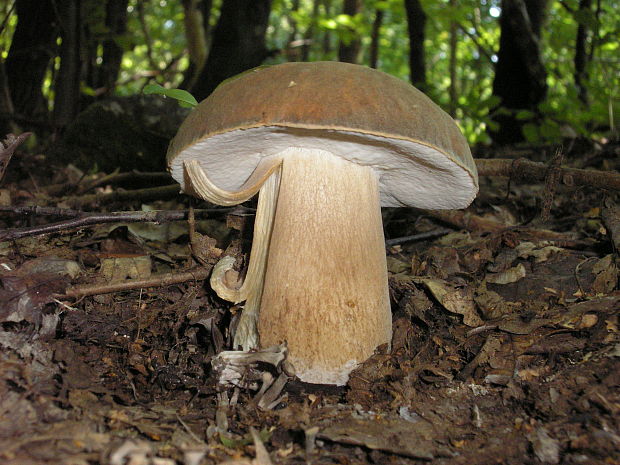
[143,83,198,108]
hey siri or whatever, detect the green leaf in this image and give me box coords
[515,109,536,121]
[143,84,198,108]
[522,123,540,143]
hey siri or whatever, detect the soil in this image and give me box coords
[0,138,618,465]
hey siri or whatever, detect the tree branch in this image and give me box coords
[62,266,212,298]
[475,158,620,191]
[0,207,237,241]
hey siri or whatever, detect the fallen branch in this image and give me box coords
[62,266,212,298]
[0,207,237,241]
[422,208,593,247]
[475,158,620,191]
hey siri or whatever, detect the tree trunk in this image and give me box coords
[490,0,549,144]
[84,0,128,97]
[101,0,129,94]
[191,0,272,101]
[301,0,321,61]
[369,8,384,69]
[321,0,332,56]
[404,0,427,91]
[574,0,591,105]
[5,0,58,120]
[180,0,211,90]
[338,0,360,63]
[448,0,458,116]
[54,0,82,127]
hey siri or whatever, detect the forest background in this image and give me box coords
[0,0,618,154]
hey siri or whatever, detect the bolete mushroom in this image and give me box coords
[167,61,478,385]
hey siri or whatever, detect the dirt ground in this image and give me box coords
[0,138,619,465]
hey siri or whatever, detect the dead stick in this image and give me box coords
[423,209,507,233]
[420,208,591,245]
[475,158,620,191]
[0,208,234,241]
[62,266,211,298]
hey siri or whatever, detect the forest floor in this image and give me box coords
[0,136,619,465]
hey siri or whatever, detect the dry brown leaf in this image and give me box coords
[486,263,527,284]
[100,255,152,281]
[415,277,484,326]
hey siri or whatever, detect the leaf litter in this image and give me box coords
[0,140,618,464]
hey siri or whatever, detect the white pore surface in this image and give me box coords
[170,126,477,209]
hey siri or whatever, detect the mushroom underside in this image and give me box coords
[173,126,478,209]
[183,147,392,384]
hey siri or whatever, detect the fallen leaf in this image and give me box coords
[100,255,152,281]
[415,277,483,326]
[318,414,438,460]
[486,263,527,284]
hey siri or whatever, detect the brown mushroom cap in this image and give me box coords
[167,61,478,209]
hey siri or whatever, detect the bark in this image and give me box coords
[490,0,549,144]
[369,8,384,69]
[337,0,361,63]
[190,0,272,101]
[54,0,82,127]
[404,0,427,90]
[5,0,58,119]
[180,0,211,90]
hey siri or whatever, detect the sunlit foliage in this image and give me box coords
[1,0,618,142]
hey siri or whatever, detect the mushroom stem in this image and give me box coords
[258,148,392,385]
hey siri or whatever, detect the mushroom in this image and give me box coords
[167,61,478,385]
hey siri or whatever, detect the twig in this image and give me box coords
[0,207,235,241]
[422,209,507,234]
[175,413,205,444]
[0,132,31,181]
[475,158,620,191]
[62,266,212,298]
[385,228,452,246]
